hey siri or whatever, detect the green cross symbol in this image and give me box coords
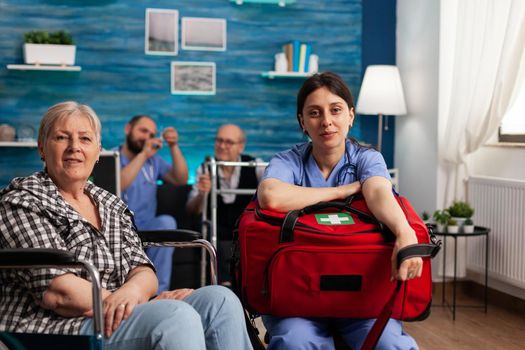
[315,213,354,225]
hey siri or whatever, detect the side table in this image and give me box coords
[434,226,490,320]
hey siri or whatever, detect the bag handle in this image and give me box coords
[280,196,392,243]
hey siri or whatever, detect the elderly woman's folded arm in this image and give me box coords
[40,265,157,318]
[40,273,111,317]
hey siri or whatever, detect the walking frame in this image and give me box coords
[199,156,268,285]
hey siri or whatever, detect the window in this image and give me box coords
[499,76,525,143]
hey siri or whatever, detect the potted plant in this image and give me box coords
[421,211,430,224]
[447,200,474,227]
[23,30,76,66]
[463,218,475,233]
[432,209,450,233]
[447,218,459,234]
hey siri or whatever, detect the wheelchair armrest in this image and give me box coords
[137,229,202,243]
[0,248,78,267]
[137,230,218,286]
[0,248,104,342]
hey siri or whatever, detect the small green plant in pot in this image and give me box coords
[448,201,474,218]
[463,218,475,233]
[448,200,474,231]
[24,30,74,45]
[433,209,450,232]
[447,218,459,234]
[23,30,76,66]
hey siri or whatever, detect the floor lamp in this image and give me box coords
[356,65,407,153]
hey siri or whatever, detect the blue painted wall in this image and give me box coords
[361,0,397,170]
[0,0,396,187]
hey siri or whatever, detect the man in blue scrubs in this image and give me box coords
[119,115,188,293]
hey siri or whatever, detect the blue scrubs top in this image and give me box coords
[119,151,171,226]
[263,139,391,187]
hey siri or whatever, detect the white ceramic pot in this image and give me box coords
[447,225,459,234]
[462,225,474,233]
[24,43,76,65]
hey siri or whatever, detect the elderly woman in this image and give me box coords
[0,101,253,350]
[258,72,421,350]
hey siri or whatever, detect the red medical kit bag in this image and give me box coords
[232,194,440,322]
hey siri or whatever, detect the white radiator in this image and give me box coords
[467,176,525,290]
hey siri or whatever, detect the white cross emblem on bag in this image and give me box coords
[315,213,354,225]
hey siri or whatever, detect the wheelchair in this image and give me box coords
[0,229,217,350]
[0,248,104,350]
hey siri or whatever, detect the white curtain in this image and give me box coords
[439,0,525,205]
[437,0,525,280]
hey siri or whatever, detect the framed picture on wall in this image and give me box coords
[145,8,179,55]
[181,17,227,51]
[171,61,216,95]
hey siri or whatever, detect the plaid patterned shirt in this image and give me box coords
[0,172,153,335]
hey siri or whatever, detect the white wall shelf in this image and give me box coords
[6,64,81,72]
[231,0,296,6]
[261,71,313,79]
[0,141,38,148]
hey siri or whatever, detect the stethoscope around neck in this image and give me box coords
[122,159,156,204]
[141,161,156,184]
[301,142,357,186]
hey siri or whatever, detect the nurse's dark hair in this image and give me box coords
[296,72,354,132]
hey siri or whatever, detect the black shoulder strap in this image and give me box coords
[360,243,441,350]
[243,311,266,350]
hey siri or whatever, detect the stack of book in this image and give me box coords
[283,40,313,73]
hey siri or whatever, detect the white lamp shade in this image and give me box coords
[356,65,407,115]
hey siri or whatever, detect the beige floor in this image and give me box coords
[405,299,525,349]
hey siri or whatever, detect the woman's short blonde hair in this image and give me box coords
[38,101,102,146]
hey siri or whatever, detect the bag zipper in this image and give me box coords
[255,206,382,236]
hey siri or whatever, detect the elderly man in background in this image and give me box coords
[186,124,264,285]
[119,115,188,293]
